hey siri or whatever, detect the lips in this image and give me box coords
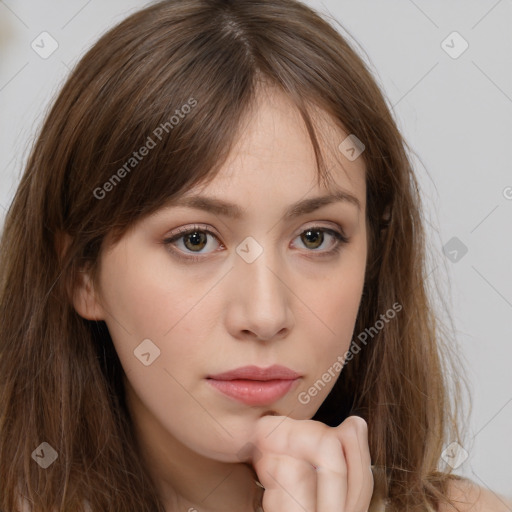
[206,365,301,406]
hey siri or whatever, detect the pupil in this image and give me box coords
[185,232,206,251]
[303,229,323,249]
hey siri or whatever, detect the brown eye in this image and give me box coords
[163,225,222,262]
[300,229,325,250]
[293,226,348,255]
[182,231,208,252]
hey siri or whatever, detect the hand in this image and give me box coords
[250,415,373,512]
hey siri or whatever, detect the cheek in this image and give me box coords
[293,250,366,414]
[98,254,228,455]
[97,248,224,432]
[98,246,217,353]
[304,244,366,344]
[315,274,364,333]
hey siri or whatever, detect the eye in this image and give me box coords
[162,224,222,262]
[291,226,349,257]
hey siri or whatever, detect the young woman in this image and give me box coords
[0,0,508,511]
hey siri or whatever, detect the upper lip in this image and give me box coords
[207,365,301,381]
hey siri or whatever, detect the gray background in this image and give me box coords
[0,0,511,500]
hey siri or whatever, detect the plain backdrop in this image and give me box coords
[0,0,511,500]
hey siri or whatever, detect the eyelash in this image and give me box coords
[162,224,350,263]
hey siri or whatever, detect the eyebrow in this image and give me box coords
[167,185,361,220]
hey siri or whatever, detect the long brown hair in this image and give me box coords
[0,0,469,510]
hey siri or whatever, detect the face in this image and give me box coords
[75,86,367,463]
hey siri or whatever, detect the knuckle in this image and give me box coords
[260,454,304,487]
[345,415,368,435]
[253,416,301,458]
[319,430,343,453]
[272,458,294,483]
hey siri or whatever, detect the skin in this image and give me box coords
[73,85,372,512]
[441,480,512,512]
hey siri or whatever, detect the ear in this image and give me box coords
[379,204,391,232]
[56,230,106,321]
[72,267,105,321]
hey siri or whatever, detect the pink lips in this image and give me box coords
[206,365,301,406]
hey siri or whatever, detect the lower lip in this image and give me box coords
[207,378,300,406]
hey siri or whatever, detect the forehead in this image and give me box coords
[173,85,366,209]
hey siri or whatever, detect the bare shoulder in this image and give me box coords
[439,477,512,512]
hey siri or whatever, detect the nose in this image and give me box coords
[224,241,294,342]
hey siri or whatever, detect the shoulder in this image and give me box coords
[440,477,512,512]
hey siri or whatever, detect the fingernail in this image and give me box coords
[254,479,265,489]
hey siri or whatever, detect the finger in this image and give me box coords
[253,416,348,510]
[255,453,316,512]
[334,416,373,512]
[314,433,348,511]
